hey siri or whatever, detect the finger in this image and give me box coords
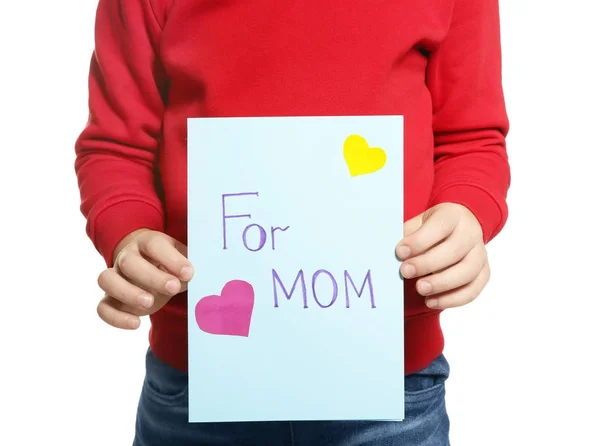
[157,265,189,293]
[415,245,487,296]
[397,214,423,258]
[116,250,182,296]
[138,233,194,281]
[181,281,188,292]
[98,268,156,309]
[424,262,490,309]
[397,214,423,259]
[97,295,141,330]
[398,208,459,259]
[403,214,423,237]
[401,231,479,279]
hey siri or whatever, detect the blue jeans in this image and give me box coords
[133,349,450,445]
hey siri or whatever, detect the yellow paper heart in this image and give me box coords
[343,134,387,177]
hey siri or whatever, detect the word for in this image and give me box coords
[221,192,289,251]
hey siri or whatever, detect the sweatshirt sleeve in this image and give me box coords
[426,0,511,243]
[75,0,166,266]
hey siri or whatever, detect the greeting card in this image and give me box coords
[187,116,404,422]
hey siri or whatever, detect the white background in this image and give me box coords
[1,1,598,445]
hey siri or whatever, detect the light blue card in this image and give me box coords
[187,116,404,423]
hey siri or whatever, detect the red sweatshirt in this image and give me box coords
[75,0,510,375]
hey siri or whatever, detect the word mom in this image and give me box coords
[221,191,376,309]
[273,269,376,309]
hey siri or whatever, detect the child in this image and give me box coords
[75,0,510,444]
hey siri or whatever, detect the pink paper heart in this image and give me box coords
[195,280,254,337]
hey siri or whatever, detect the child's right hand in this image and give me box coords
[96,229,194,329]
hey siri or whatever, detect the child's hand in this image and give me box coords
[396,203,489,310]
[96,229,194,329]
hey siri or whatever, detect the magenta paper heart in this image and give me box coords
[195,280,254,337]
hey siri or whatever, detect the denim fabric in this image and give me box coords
[133,349,450,445]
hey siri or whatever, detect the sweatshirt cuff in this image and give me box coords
[428,184,503,243]
[92,200,164,267]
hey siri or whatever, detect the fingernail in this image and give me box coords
[138,294,153,308]
[180,265,194,281]
[165,279,180,294]
[426,298,438,308]
[402,263,416,279]
[397,245,411,259]
[418,281,433,295]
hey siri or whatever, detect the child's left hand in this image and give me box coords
[396,203,490,309]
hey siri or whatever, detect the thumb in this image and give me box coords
[172,238,188,258]
[403,213,424,237]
